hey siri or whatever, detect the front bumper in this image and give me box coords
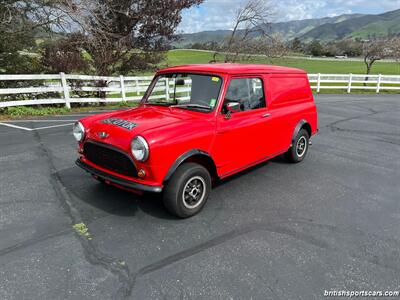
[75,158,162,193]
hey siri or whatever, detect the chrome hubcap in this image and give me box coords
[182,176,206,209]
[296,136,307,157]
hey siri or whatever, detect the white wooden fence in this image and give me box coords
[308,73,400,93]
[0,73,399,108]
[0,73,153,109]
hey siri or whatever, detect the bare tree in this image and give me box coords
[0,0,66,34]
[362,39,391,85]
[390,37,400,62]
[251,33,288,59]
[216,0,275,63]
[363,40,384,75]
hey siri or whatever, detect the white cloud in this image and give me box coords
[179,0,247,33]
[178,0,400,33]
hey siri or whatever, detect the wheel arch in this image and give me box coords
[291,119,311,145]
[163,149,218,184]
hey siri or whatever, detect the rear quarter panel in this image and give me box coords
[266,73,318,150]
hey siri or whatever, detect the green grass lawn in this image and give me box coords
[166,50,400,75]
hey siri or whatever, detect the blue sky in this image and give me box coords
[178,0,400,33]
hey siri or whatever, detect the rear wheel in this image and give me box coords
[284,128,309,163]
[163,162,211,218]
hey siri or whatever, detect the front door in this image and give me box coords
[212,76,272,177]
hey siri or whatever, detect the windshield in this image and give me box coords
[144,73,223,111]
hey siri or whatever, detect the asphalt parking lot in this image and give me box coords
[0,94,399,299]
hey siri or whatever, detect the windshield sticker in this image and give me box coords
[209,98,217,107]
[102,118,137,130]
[211,77,220,82]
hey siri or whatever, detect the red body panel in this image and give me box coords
[77,64,318,190]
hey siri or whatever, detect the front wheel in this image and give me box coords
[163,162,211,218]
[284,128,309,163]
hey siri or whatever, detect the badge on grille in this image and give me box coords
[97,132,109,139]
[102,118,137,130]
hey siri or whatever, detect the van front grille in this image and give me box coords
[83,141,137,177]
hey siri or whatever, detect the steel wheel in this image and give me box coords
[284,128,310,163]
[296,136,307,157]
[182,176,206,209]
[163,163,211,218]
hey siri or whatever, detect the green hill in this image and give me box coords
[300,9,400,41]
[269,14,364,40]
[178,30,231,45]
[177,14,362,45]
[177,9,400,45]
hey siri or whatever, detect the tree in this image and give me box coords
[60,0,203,75]
[0,0,64,74]
[308,40,324,57]
[0,0,64,33]
[218,0,275,62]
[41,33,89,73]
[336,39,362,57]
[362,40,387,76]
[361,39,395,86]
[390,37,400,62]
[323,41,338,57]
[251,34,288,59]
[291,37,302,52]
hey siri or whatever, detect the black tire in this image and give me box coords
[163,162,211,218]
[284,128,309,163]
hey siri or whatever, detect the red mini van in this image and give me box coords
[74,64,318,217]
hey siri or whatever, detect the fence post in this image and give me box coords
[376,74,382,93]
[347,73,352,93]
[165,78,169,101]
[316,73,321,93]
[136,79,140,96]
[120,75,126,102]
[60,72,70,109]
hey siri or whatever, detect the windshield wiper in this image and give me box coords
[146,101,173,106]
[170,104,212,111]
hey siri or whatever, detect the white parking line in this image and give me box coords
[0,122,32,131]
[34,123,74,130]
[7,119,77,123]
[54,114,94,117]
[54,111,115,116]
[0,122,74,131]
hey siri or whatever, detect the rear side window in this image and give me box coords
[224,78,265,112]
[269,76,311,106]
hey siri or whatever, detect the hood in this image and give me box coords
[84,106,200,149]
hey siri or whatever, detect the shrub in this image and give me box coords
[6,106,71,117]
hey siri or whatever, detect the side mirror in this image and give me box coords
[224,101,241,119]
[226,101,241,113]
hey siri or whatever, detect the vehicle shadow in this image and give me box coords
[59,156,289,221]
[269,155,288,164]
[57,167,176,220]
[213,154,289,189]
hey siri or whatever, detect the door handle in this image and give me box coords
[262,113,271,118]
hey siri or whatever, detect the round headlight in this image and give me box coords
[73,122,85,142]
[131,136,149,162]
[131,135,149,161]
